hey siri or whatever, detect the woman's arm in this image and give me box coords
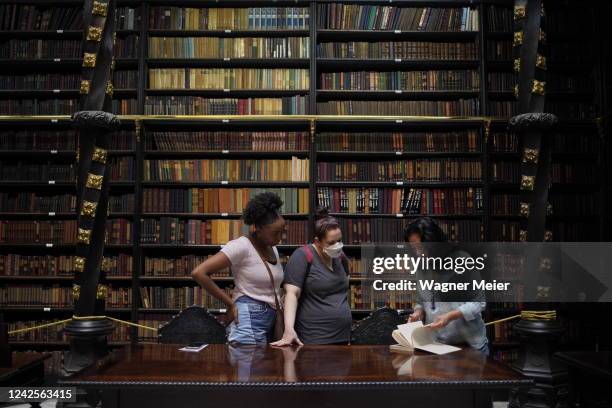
[270,283,303,346]
[191,252,237,323]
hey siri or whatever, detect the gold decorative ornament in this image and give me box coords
[92,1,108,17]
[77,228,92,245]
[72,284,81,301]
[519,230,527,242]
[536,285,550,298]
[539,29,547,43]
[523,147,539,164]
[532,80,546,95]
[83,52,97,68]
[106,81,114,97]
[520,175,535,190]
[513,31,523,46]
[544,230,553,241]
[513,84,519,99]
[514,58,521,73]
[539,257,552,270]
[92,147,107,164]
[101,257,111,272]
[86,173,103,190]
[536,54,547,70]
[74,256,86,272]
[80,80,90,94]
[87,26,103,42]
[96,284,108,300]
[514,6,526,19]
[81,200,98,217]
[520,202,530,217]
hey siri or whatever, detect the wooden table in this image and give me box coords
[59,344,531,408]
[0,352,51,408]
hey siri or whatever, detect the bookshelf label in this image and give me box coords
[219,308,227,313]
[48,212,56,217]
[221,150,229,154]
[395,213,403,218]
[50,150,58,154]
[394,30,401,34]
[396,245,405,249]
[221,213,229,217]
[395,151,402,155]
[44,307,51,312]
[221,181,229,185]
[53,89,60,93]
[45,243,53,248]
[53,58,61,62]
[56,30,64,34]
[224,29,232,33]
[395,181,403,185]
[223,58,230,61]
[222,119,230,123]
[394,58,402,62]
[395,120,403,123]
[223,89,230,92]
[51,119,58,123]
[48,180,55,185]
[394,90,402,94]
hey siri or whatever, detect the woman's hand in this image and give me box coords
[226,303,239,326]
[407,308,424,322]
[271,329,303,347]
[427,310,462,330]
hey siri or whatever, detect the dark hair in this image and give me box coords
[313,207,341,240]
[242,192,283,227]
[404,217,448,242]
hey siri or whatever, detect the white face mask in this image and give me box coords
[323,242,344,258]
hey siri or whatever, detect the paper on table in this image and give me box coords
[178,344,208,352]
[396,321,461,355]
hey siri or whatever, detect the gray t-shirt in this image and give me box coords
[283,245,352,344]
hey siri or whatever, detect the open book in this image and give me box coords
[390,321,461,355]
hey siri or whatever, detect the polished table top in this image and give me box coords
[60,344,531,389]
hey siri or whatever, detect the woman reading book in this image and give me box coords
[271,208,352,346]
[191,192,286,344]
[404,217,489,355]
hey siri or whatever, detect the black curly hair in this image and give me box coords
[242,192,284,227]
[404,217,448,242]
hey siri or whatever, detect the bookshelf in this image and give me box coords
[0,0,608,359]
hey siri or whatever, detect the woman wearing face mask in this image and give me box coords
[191,192,286,344]
[271,208,351,346]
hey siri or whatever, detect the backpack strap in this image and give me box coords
[303,244,350,276]
[302,244,313,264]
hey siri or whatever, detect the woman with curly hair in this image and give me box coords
[191,192,286,344]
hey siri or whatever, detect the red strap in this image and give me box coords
[302,244,313,264]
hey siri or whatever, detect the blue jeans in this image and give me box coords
[477,342,490,356]
[227,296,276,345]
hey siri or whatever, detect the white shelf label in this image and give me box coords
[45,243,53,248]
[394,58,402,63]
[394,90,402,94]
[395,119,403,124]
[221,213,229,217]
[50,149,58,154]
[396,244,405,249]
[48,212,56,217]
[53,89,60,93]
[51,119,58,123]
[395,213,403,218]
[221,180,229,185]
[219,308,227,313]
[56,29,64,34]
[224,29,232,33]
[223,88,230,92]
[222,119,229,123]
[44,307,51,312]
[395,181,403,186]
[395,151,402,155]
[221,150,229,154]
[53,58,61,62]
[223,57,230,61]
[48,180,56,185]
[394,30,401,34]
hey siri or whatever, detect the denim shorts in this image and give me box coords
[227,295,276,345]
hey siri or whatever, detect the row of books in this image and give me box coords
[0,193,134,213]
[139,286,232,310]
[491,132,599,154]
[317,159,482,182]
[319,70,480,91]
[0,73,81,90]
[117,7,140,31]
[0,39,81,59]
[0,5,82,30]
[0,254,131,277]
[114,35,139,59]
[318,131,480,152]
[335,218,483,243]
[488,72,594,93]
[0,284,77,308]
[144,255,225,277]
[316,5,479,32]
[148,68,310,90]
[111,99,139,115]
[0,220,132,245]
[149,7,310,30]
[490,162,597,184]
[0,130,135,151]
[143,96,308,115]
[148,37,310,59]
[143,158,310,182]
[316,99,479,115]
[142,187,309,214]
[140,218,307,245]
[484,5,512,33]
[113,70,138,89]
[316,41,479,60]
[490,221,600,242]
[0,159,134,181]
[146,131,310,151]
[491,192,600,216]
[317,187,483,215]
